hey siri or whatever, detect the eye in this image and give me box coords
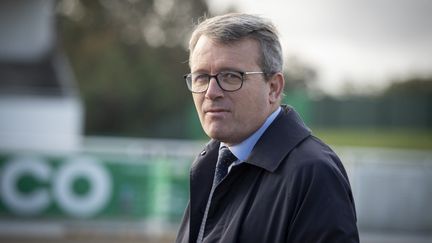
[192,74,209,83]
[220,71,242,83]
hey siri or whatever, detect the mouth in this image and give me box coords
[205,108,229,113]
[204,108,230,116]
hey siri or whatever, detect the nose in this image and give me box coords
[205,77,224,99]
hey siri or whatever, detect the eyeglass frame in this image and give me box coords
[184,71,266,93]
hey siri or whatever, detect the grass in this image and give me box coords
[311,128,432,150]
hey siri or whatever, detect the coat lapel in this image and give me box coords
[189,139,220,243]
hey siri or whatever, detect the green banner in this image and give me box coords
[0,152,191,222]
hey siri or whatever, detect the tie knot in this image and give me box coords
[219,146,237,165]
[214,146,237,185]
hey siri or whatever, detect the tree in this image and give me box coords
[283,56,318,92]
[56,0,211,138]
[383,76,432,96]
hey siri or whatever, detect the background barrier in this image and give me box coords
[0,137,431,242]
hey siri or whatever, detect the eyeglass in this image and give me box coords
[184,71,265,93]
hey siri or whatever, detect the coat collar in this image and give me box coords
[245,105,311,172]
[192,105,311,174]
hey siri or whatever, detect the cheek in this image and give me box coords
[236,89,270,120]
[241,87,269,108]
[230,98,253,124]
[192,95,202,109]
[192,96,204,118]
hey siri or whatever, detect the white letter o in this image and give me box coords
[53,157,112,218]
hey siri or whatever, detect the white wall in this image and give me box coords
[0,96,83,153]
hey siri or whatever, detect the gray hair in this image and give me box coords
[189,13,283,76]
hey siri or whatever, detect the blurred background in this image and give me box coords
[0,0,431,242]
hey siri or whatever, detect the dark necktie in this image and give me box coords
[197,146,237,243]
[213,146,238,185]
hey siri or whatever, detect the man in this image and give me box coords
[176,13,359,243]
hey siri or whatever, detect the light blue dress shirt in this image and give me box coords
[221,106,281,169]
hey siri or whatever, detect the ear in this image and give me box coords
[268,72,285,104]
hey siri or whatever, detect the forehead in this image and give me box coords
[190,36,261,72]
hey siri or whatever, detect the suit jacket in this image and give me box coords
[176,105,359,243]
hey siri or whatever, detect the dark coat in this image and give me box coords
[176,106,359,243]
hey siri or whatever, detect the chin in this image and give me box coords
[205,128,228,142]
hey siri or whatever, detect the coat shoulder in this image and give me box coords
[279,135,350,183]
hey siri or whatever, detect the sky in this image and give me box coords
[207,0,432,95]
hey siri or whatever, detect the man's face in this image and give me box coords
[190,36,276,145]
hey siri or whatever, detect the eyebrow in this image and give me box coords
[191,67,243,74]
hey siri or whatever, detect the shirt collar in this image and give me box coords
[221,107,281,163]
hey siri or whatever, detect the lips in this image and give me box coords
[204,108,230,119]
[205,108,229,113]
